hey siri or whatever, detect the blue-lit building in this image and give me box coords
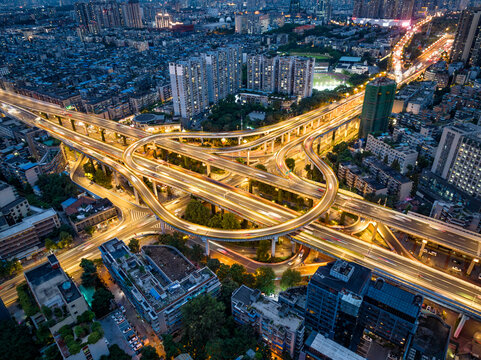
[360,278,423,347]
[99,238,221,335]
[305,260,372,349]
[305,261,423,352]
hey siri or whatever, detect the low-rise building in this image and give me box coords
[24,254,90,333]
[338,162,388,197]
[232,285,305,359]
[300,331,367,360]
[64,196,118,233]
[363,157,413,201]
[365,134,418,174]
[99,239,221,334]
[0,207,60,260]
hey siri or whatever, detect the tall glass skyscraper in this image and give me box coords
[359,77,396,138]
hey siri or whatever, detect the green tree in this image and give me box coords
[162,334,181,360]
[80,258,99,288]
[0,320,40,360]
[255,164,267,171]
[190,244,204,262]
[140,345,160,360]
[58,231,73,249]
[207,213,223,228]
[100,344,131,360]
[221,213,241,230]
[280,269,302,290]
[255,267,276,295]
[285,158,295,172]
[256,240,271,262]
[128,238,140,253]
[45,238,57,251]
[91,288,114,318]
[206,258,221,273]
[181,295,225,359]
[184,199,210,225]
[16,283,39,317]
[216,264,231,281]
[219,278,240,309]
[230,264,247,284]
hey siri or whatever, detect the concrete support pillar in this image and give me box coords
[57,116,63,126]
[121,135,127,146]
[281,134,285,144]
[247,150,250,165]
[206,164,211,176]
[160,221,165,233]
[153,182,158,197]
[317,118,321,127]
[271,140,275,153]
[297,127,300,136]
[454,314,469,339]
[371,222,378,242]
[134,187,140,205]
[467,258,479,276]
[287,132,291,142]
[238,137,241,145]
[113,171,119,186]
[100,129,106,142]
[203,238,210,256]
[291,241,296,253]
[100,163,107,174]
[418,239,428,258]
[70,119,76,131]
[271,237,278,257]
[263,142,267,152]
[303,126,307,135]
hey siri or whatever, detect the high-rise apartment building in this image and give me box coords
[431,124,481,197]
[155,12,172,28]
[305,260,372,349]
[353,0,414,19]
[359,77,396,138]
[169,58,209,119]
[305,260,423,351]
[316,0,332,24]
[170,46,242,118]
[450,8,481,66]
[121,0,143,28]
[247,55,314,98]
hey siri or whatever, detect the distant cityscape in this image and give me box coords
[1,1,481,360]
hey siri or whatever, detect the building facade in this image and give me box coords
[359,77,396,138]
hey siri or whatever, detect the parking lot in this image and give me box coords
[111,307,145,355]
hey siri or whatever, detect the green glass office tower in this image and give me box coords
[359,77,396,138]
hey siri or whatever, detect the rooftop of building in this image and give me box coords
[24,254,82,305]
[65,196,114,220]
[365,278,422,319]
[100,240,218,313]
[310,260,372,297]
[407,312,450,360]
[303,331,366,360]
[368,76,396,87]
[142,245,195,283]
[0,208,57,239]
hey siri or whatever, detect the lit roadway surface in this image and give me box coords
[3,36,480,318]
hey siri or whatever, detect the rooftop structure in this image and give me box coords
[99,239,220,334]
[301,331,367,360]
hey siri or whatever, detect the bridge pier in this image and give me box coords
[113,171,120,187]
[206,164,211,176]
[263,142,267,152]
[287,132,291,142]
[238,137,241,145]
[203,237,210,256]
[271,140,275,153]
[121,135,127,146]
[134,187,140,205]
[467,258,479,276]
[371,222,378,242]
[418,239,428,258]
[272,237,278,257]
[247,150,250,165]
[153,182,158,198]
[297,127,300,136]
[100,129,106,142]
[70,119,76,131]
[454,314,469,338]
[291,241,296,253]
[57,116,63,126]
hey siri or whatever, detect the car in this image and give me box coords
[120,305,126,313]
[218,249,228,255]
[452,266,462,272]
[478,273,481,280]
[452,259,461,265]
[129,337,139,343]
[288,261,294,266]
[134,344,143,350]
[123,328,132,334]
